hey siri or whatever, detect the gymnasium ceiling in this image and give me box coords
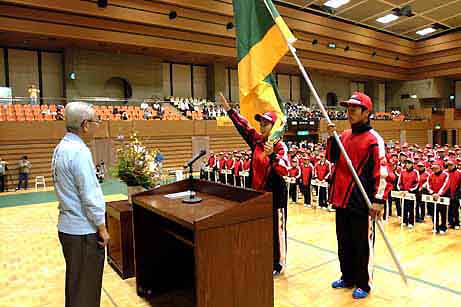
[279,0,461,40]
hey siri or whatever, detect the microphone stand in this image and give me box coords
[182,163,202,204]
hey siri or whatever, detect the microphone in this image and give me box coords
[184,149,207,168]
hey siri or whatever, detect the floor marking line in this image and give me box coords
[284,258,338,279]
[288,236,461,296]
[103,286,119,307]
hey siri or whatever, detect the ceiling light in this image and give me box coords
[410,94,418,99]
[324,0,350,9]
[376,14,399,24]
[416,27,436,36]
[327,42,336,49]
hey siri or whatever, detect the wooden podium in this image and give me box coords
[132,179,274,307]
[106,200,135,279]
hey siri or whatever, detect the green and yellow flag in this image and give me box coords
[232,0,296,142]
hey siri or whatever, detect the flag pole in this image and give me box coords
[261,0,408,285]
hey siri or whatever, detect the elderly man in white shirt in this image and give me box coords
[52,101,109,307]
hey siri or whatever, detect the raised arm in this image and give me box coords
[219,93,260,149]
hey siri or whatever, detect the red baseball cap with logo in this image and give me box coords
[340,92,373,111]
[255,111,277,124]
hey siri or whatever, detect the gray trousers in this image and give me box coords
[58,232,105,307]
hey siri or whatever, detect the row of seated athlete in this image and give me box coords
[199,141,461,234]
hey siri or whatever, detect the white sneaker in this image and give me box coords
[322,207,327,210]
[455,226,460,230]
[439,230,446,234]
[408,224,414,229]
[304,204,312,208]
[328,207,336,212]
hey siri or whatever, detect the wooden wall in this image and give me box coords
[0,120,249,190]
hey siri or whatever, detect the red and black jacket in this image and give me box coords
[227,109,290,195]
[326,123,387,214]
[397,169,419,192]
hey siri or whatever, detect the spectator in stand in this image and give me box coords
[140,101,149,111]
[0,157,8,192]
[143,108,152,120]
[17,155,32,190]
[28,84,40,105]
[56,109,65,120]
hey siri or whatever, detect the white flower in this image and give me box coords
[133,145,145,154]
[148,161,158,172]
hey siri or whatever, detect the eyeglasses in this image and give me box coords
[81,119,101,127]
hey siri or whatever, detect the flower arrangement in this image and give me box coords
[114,133,162,189]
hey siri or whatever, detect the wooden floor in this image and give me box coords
[1,195,460,306]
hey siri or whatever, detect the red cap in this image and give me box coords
[447,159,455,165]
[417,162,425,167]
[340,92,372,111]
[432,161,444,169]
[255,111,277,124]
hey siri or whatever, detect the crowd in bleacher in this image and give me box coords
[0,100,413,123]
[202,141,461,234]
[168,96,231,120]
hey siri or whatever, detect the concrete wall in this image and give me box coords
[65,49,163,100]
[386,78,453,112]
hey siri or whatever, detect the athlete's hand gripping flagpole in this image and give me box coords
[262,0,408,286]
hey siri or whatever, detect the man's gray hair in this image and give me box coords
[65,101,95,132]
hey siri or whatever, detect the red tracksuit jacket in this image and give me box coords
[426,171,449,196]
[384,163,396,201]
[227,109,290,193]
[326,123,387,212]
[314,160,331,181]
[288,166,301,179]
[218,159,226,172]
[242,159,251,171]
[397,169,420,192]
[225,159,234,170]
[446,169,461,198]
[208,156,216,168]
[233,160,242,177]
[418,171,429,191]
[300,163,314,187]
